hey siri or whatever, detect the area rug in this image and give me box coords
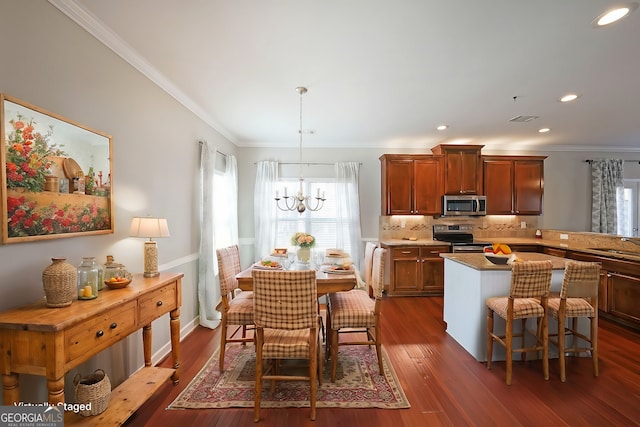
[168,344,410,409]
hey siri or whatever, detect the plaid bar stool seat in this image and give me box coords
[327,247,386,382]
[548,260,600,382]
[486,260,553,385]
[216,245,254,372]
[252,270,321,422]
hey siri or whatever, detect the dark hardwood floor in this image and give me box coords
[125,297,640,427]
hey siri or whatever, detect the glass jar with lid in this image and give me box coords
[103,255,127,282]
[77,257,99,300]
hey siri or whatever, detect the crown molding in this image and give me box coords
[47,0,237,143]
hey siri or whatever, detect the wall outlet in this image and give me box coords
[400,221,406,229]
[520,221,526,229]
[560,233,569,240]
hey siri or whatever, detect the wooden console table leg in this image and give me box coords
[170,307,181,384]
[46,376,65,405]
[143,324,152,367]
[2,373,19,405]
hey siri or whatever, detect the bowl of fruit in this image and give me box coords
[104,273,133,289]
[483,244,513,265]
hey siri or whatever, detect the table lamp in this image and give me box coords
[129,216,170,277]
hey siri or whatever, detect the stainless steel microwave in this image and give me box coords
[442,195,487,216]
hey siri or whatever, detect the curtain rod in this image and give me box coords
[198,140,228,157]
[585,159,640,164]
[253,161,363,166]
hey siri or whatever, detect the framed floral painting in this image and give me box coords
[1,94,114,243]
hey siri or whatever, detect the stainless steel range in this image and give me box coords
[432,224,491,253]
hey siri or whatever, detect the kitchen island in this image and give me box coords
[441,252,571,362]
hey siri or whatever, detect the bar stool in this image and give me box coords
[486,260,553,385]
[548,260,600,382]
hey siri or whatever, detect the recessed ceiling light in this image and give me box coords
[538,128,551,133]
[593,2,638,27]
[436,125,448,131]
[560,93,580,103]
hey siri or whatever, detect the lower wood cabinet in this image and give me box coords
[608,273,640,326]
[568,250,640,330]
[385,245,450,296]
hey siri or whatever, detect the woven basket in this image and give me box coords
[74,369,111,416]
[42,257,77,308]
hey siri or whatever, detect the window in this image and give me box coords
[213,165,236,249]
[275,179,350,254]
[618,180,639,237]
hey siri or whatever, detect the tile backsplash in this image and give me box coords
[379,215,540,240]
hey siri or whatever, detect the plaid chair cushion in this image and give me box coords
[217,245,242,296]
[486,296,546,320]
[509,260,553,298]
[252,270,317,330]
[548,297,595,318]
[560,260,600,299]
[328,289,375,329]
[226,293,254,324]
[262,327,314,359]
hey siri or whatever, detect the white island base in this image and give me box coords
[442,253,590,362]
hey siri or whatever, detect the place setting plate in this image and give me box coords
[252,261,283,270]
[321,265,354,275]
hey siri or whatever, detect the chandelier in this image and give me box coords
[275,86,325,214]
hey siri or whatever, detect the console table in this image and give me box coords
[0,272,182,425]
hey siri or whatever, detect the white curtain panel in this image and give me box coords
[335,161,363,271]
[197,141,220,329]
[591,159,623,234]
[254,161,279,260]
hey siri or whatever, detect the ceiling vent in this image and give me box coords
[509,115,539,122]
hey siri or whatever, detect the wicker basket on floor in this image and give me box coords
[74,369,111,416]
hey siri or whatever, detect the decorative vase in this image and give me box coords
[297,247,311,263]
[42,257,77,308]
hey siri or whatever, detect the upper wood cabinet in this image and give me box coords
[431,144,483,195]
[380,154,442,215]
[483,156,546,215]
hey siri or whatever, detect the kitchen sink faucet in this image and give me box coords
[621,237,640,247]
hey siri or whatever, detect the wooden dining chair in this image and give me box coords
[359,242,378,294]
[252,270,322,422]
[216,245,254,372]
[486,260,553,385]
[548,260,600,382]
[327,247,386,382]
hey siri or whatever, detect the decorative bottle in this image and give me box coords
[42,257,77,308]
[77,257,99,300]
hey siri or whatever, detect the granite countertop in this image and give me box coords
[380,239,451,247]
[440,252,569,271]
[380,236,640,262]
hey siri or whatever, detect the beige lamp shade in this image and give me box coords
[129,217,170,239]
[130,217,170,277]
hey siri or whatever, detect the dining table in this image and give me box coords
[235,265,357,296]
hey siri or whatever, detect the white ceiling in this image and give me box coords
[54,0,640,152]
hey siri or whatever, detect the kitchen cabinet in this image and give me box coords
[509,244,541,253]
[380,154,442,215]
[567,249,640,329]
[431,144,483,195]
[483,156,546,215]
[385,245,449,296]
[543,247,565,257]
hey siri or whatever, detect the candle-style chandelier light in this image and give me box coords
[275,86,325,214]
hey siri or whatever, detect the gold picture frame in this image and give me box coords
[1,94,114,243]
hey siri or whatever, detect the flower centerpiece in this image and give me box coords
[5,113,66,192]
[291,232,315,263]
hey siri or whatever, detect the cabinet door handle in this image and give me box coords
[157,301,163,307]
[110,323,117,329]
[96,330,104,338]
